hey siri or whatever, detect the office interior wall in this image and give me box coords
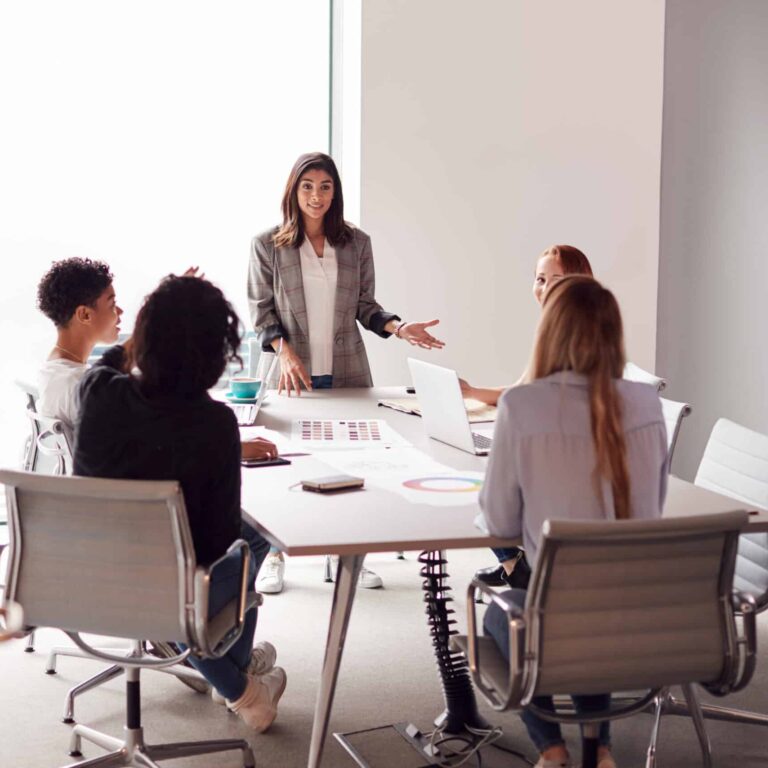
[657,0,768,479]
[355,0,665,386]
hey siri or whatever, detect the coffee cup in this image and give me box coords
[230,377,261,399]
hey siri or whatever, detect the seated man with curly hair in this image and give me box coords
[36,257,121,427]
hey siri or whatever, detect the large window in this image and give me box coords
[0,1,330,465]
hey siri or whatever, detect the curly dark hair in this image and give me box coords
[133,276,243,397]
[37,257,114,327]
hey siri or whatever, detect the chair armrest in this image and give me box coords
[464,578,527,711]
[729,590,758,693]
[193,539,254,659]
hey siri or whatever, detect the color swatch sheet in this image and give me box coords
[319,446,485,507]
[291,419,410,449]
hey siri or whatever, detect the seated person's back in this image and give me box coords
[75,345,240,566]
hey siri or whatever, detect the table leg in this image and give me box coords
[308,553,364,768]
[420,550,488,734]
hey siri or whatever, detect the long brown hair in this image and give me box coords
[273,152,352,249]
[531,276,630,519]
[541,245,593,276]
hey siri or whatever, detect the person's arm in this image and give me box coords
[248,235,287,352]
[459,380,506,406]
[479,394,523,539]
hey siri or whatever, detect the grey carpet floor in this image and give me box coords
[1,549,767,768]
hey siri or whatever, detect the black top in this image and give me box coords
[73,346,242,566]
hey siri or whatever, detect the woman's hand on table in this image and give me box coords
[241,437,279,461]
[275,341,312,396]
[397,319,445,350]
[182,266,206,279]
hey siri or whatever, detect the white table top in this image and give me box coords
[239,387,767,555]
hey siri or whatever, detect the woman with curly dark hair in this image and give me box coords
[74,275,287,732]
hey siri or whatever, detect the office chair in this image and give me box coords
[638,417,768,738]
[623,362,666,392]
[1,469,259,768]
[660,396,692,472]
[453,513,756,768]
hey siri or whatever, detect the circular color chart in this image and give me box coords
[402,476,483,493]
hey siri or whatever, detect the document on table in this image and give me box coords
[319,447,485,507]
[291,419,411,449]
[377,397,497,423]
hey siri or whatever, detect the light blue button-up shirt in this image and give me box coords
[479,371,668,568]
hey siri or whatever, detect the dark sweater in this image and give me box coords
[73,346,241,566]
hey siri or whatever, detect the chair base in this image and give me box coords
[46,644,210,724]
[64,723,255,768]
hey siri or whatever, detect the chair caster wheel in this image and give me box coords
[45,669,56,675]
[63,717,75,725]
[24,647,34,653]
[68,750,82,757]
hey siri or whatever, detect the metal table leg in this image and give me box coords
[308,553,364,768]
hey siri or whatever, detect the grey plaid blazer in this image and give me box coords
[248,227,399,388]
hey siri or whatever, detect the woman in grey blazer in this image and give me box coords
[249,152,444,593]
[480,276,668,768]
[248,152,444,395]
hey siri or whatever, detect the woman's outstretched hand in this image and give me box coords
[398,319,445,350]
[277,341,313,396]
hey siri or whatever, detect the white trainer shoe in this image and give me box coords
[212,641,277,705]
[359,565,383,589]
[257,554,285,594]
[228,667,287,733]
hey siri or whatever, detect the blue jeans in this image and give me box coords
[483,590,611,752]
[311,374,334,389]
[183,521,270,701]
[491,546,520,563]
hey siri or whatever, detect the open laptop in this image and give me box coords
[227,351,280,426]
[407,358,493,455]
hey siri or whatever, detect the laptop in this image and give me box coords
[227,351,280,426]
[407,358,493,456]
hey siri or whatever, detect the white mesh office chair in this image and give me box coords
[660,396,692,473]
[1,469,259,768]
[623,362,666,392]
[453,513,756,768]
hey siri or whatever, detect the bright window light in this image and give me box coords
[0,1,330,466]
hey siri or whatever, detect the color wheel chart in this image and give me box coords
[402,476,483,493]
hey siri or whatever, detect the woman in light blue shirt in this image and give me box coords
[480,276,668,768]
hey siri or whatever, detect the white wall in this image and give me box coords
[657,0,768,479]
[355,0,666,386]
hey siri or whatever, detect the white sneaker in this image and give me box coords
[229,667,287,733]
[212,641,277,705]
[359,566,383,589]
[257,554,285,594]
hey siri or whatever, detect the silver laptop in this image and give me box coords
[407,358,493,456]
[228,351,280,426]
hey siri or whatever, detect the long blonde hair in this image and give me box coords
[530,276,630,519]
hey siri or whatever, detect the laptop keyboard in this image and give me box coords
[229,403,256,426]
[472,432,493,451]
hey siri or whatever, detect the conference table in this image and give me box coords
[237,386,766,768]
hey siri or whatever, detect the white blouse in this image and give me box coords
[299,237,338,376]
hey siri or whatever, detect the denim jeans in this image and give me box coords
[491,546,521,563]
[483,590,611,752]
[182,522,270,701]
[311,374,334,389]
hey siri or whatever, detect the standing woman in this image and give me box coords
[248,152,444,395]
[248,152,444,593]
